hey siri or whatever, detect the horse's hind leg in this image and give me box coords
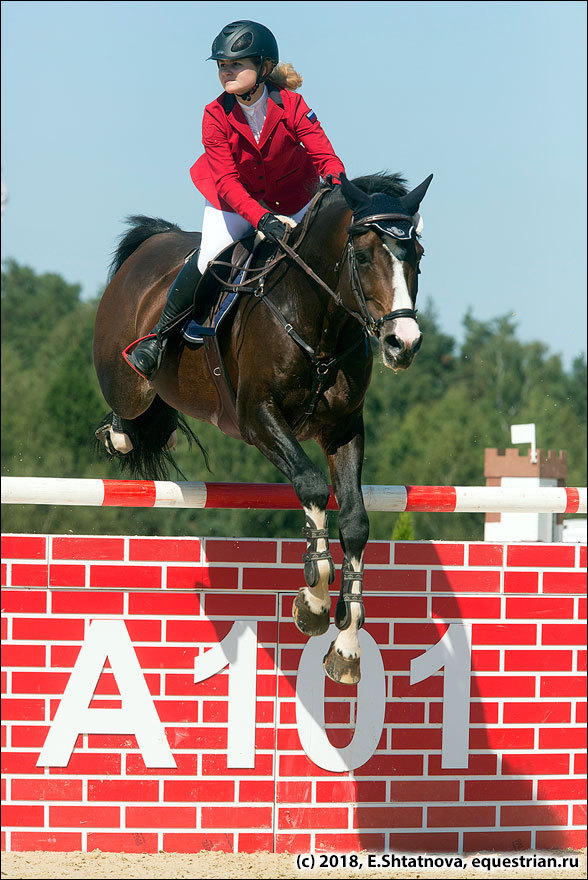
[96,411,177,456]
[320,420,369,684]
[95,412,135,455]
[95,396,183,479]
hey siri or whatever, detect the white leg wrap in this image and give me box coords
[109,429,134,454]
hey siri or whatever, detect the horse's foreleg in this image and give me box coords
[240,402,333,636]
[320,420,369,684]
[294,504,335,636]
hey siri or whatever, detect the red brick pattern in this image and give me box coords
[1,535,586,854]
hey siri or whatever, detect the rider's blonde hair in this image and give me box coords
[268,62,303,91]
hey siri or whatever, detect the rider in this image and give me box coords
[128,19,346,380]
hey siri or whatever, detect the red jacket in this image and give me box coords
[190,86,345,228]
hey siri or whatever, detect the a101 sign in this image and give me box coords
[38,619,472,771]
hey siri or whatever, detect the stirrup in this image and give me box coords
[122,334,163,380]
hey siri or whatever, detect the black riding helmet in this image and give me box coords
[208,21,279,100]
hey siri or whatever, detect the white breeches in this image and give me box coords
[197,199,313,273]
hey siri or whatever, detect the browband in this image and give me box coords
[353,212,413,225]
[348,212,415,237]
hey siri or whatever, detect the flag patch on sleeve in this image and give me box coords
[306,109,317,122]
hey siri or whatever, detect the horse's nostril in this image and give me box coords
[384,334,403,352]
[412,334,423,354]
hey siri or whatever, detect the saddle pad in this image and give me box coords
[181,290,240,344]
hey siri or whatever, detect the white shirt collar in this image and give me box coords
[240,85,268,112]
[239,86,268,142]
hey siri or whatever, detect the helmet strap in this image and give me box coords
[237,57,272,103]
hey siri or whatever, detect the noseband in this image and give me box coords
[341,212,419,337]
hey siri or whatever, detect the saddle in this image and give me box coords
[181,234,274,344]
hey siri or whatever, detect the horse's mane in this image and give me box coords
[351,171,409,197]
[320,171,409,206]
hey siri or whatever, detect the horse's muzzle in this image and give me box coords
[380,331,423,370]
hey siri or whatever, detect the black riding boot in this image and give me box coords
[128,253,203,380]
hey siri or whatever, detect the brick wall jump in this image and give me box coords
[1,535,586,854]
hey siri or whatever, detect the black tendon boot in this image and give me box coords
[128,254,203,380]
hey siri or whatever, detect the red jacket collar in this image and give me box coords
[220,87,286,150]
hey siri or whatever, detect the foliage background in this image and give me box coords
[2,260,586,540]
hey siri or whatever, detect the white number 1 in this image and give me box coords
[410,623,472,768]
[193,620,258,768]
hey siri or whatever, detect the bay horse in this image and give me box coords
[93,171,433,684]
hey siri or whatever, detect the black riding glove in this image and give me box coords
[257,212,289,242]
[325,173,343,188]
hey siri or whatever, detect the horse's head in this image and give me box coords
[338,173,433,371]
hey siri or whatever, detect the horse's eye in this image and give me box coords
[355,251,370,265]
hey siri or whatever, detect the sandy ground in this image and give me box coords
[1,850,586,880]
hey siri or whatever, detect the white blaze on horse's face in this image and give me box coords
[380,240,422,370]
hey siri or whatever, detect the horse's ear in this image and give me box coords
[339,173,372,213]
[399,173,434,215]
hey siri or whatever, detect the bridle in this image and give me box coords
[337,211,419,337]
[255,197,420,341]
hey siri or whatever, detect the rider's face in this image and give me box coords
[217,58,259,95]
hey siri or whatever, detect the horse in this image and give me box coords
[93,171,433,684]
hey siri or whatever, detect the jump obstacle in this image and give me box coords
[2,477,586,513]
[1,479,586,855]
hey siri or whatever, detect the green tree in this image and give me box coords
[392,511,415,540]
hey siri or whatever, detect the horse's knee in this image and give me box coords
[293,470,331,512]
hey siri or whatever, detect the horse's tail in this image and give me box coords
[107,215,182,282]
[95,395,210,480]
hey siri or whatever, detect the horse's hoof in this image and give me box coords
[293,590,330,637]
[323,641,361,685]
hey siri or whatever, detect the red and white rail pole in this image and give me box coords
[1,477,586,513]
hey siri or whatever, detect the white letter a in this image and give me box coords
[38,619,176,768]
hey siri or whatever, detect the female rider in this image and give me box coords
[128,19,346,380]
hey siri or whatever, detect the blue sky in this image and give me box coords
[1,1,586,367]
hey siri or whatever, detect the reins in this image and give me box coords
[204,186,327,292]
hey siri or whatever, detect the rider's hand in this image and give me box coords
[257,212,290,243]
